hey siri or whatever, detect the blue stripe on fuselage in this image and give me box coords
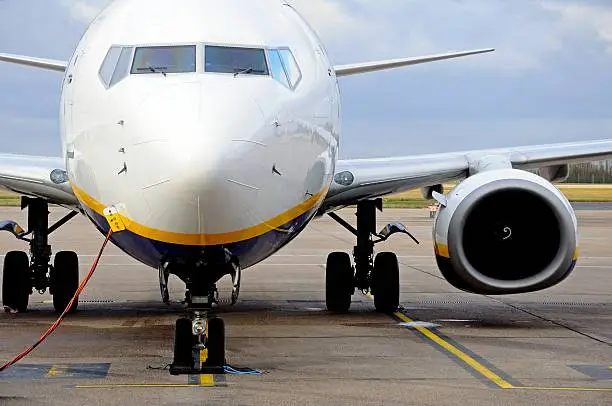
[82,205,316,270]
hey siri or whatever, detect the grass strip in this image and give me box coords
[0,185,610,208]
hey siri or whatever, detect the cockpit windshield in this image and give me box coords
[131,45,196,74]
[204,46,269,76]
[100,43,298,89]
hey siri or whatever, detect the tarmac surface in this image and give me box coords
[0,206,610,405]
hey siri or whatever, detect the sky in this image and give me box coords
[0,0,612,158]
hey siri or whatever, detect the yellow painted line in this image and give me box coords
[47,366,60,377]
[71,183,328,246]
[512,386,612,392]
[199,374,214,387]
[372,293,610,392]
[393,311,514,389]
[198,347,214,387]
[369,294,513,389]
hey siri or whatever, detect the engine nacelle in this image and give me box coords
[433,169,578,295]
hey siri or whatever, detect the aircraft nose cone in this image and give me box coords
[126,79,269,238]
[129,79,266,183]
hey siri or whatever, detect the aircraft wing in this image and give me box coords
[0,154,77,207]
[321,139,612,212]
[0,53,68,72]
[334,49,494,77]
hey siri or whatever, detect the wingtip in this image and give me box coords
[469,48,495,54]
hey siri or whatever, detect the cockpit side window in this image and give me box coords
[267,48,302,90]
[99,46,122,88]
[131,45,196,74]
[268,49,290,88]
[110,47,133,86]
[204,46,269,75]
[278,49,302,89]
[99,46,133,88]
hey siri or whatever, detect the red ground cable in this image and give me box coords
[0,229,113,372]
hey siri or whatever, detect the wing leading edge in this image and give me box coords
[333,49,494,77]
[322,139,612,212]
[0,53,67,72]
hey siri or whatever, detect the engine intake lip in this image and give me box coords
[447,178,576,294]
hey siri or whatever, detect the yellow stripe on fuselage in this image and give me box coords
[71,183,327,246]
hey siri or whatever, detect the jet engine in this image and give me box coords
[433,169,578,294]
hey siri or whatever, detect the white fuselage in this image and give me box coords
[61,0,340,270]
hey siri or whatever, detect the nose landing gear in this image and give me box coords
[165,250,240,376]
[169,284,226,375]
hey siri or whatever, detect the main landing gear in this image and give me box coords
[326,199,419,313]
[1,197,79,313]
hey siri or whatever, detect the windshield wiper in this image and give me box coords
[233,67,253,77]
[137,66,167,77]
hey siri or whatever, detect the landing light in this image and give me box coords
[50,169,68,184]
[334,171,354,186]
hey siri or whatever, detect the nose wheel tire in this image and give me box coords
[371,252,400,313]
[205,317,225,368]
[51,251,80,313]
[171,317,194,373]
[2,251,31,312]
[325,252,354,313]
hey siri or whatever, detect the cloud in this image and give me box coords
[60,0,108,23]
[288,0,611,72]
[543,1,612,54]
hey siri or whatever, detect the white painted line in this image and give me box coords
[576,265,612,268]
[399,321,441,329]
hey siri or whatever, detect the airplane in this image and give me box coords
[2,0,612,374]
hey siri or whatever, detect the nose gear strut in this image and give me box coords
[169,283,226,375]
